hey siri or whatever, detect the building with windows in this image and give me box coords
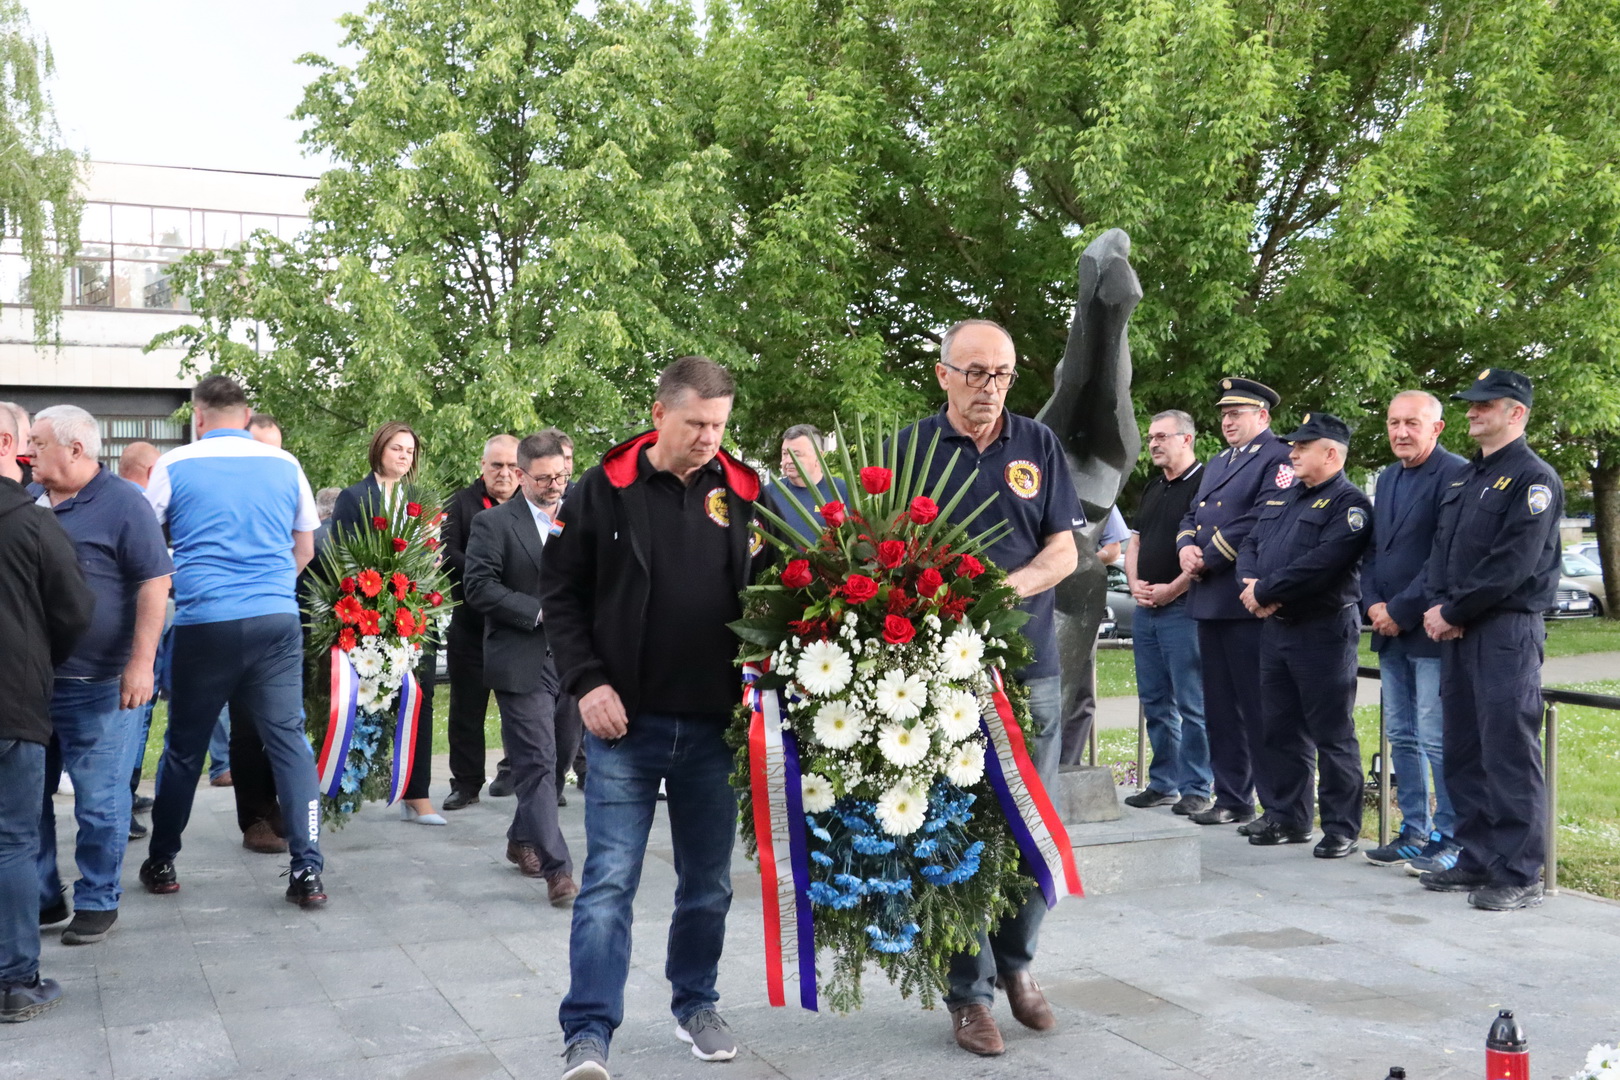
[0,161,312,464]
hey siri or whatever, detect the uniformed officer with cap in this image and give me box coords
[1235,412,1373,857]
[1176,378,1296,828]
[1419,367,1563,911]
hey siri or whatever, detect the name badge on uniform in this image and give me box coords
[1527,485,1552,515]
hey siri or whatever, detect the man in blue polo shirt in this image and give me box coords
[763,424,849,547]
[899,319,1084,1057]
[28,407,172,946]
[140,375,328,909]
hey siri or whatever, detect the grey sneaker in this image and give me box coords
[677,1009,738,1061]
[560,1037,610,1080]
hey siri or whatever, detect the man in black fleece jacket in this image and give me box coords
[0,407,94,1022]
[542,357,769,1080]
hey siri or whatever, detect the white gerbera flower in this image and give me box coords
[356,678,381,710]
[873,670,928,721]
[875,783,928,836]
[939,627,986,680]
[800,772,835,814]
[876,722,930,767]
[812,700,865,749]
[933,689,982,741]
[351,649,384,679]
[945,741,986,787]
[797,640,853,696]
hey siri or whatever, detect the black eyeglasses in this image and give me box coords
[526,473,569,486]
[1146,432,1192,443]
[941,360,1018,390]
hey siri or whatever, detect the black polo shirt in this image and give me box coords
[1132,461,1203,586]
[637,448,745,714]
[899,407,1085,681]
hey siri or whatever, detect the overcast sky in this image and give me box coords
[32,0,359,177]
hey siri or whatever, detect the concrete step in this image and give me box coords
[1066,789,1203,895]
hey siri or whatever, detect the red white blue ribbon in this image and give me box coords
[979,667,1083,906]
[743,664,818,1011]
[388,670,423,805]
[318,647,359,798]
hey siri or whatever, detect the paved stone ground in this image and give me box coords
[14,759,1620,1080]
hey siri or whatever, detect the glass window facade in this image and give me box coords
[97,415,188,469]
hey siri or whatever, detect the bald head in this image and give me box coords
[119,441,161,488]
[481,433,521,503]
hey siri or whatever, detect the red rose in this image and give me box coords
[334,595,363,624]
[372,515,388,530]
[395,608,417,637]
[882,615,915,645]
[340,576,357,595]
[357,569,384,597]
[427,591,444,607]
[842,574,879,604]
[781,559,813,589]
[887,588,911,614]
[876,540,906,568]
[424,537,441,551]
[392,537,408,552]
[860,467,892,494]
[957,554,985,579]
[406,502,423,518]
[338,628,357,652]
[357,609,382,636]
[820,501,846,528]
[909,496,939,524]
[917,567,945,597]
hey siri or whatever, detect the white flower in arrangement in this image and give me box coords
[844,611,859,626]
[873,670,928,721]
[351,649,384,679]
[933,689,983,741]
[800,772,836,814]
[939,627,986,680]
[797,640,853,696]
[1574,1044,1620,1080]
[876,722,931,767]
[945,741,986,787]
[356,679,381,711]
[875,782,928,836]
[813,700,866,750]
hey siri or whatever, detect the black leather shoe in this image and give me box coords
[442,787,480,811]
[283,867,328,909]
[1236,815,1269,836]
[488,770,515,798]
[1313,834,1358,859]
[1420,865,1489,893]
[1468,882,1544,911]
[1248,821,1313,846]
[1189,805,1256,826]
[139,858,179,895]
[1123,788,1178,809]
[1172,795,1214,816]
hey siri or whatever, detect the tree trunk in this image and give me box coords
[1591,442,1620,620]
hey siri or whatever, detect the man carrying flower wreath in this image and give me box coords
[540,356,772,1080]
[898,319,1086,1056]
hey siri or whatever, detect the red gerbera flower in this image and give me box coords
[338,628,357,652]
[334,595,364,625]
[390,571,411,599]
[395,608,417,637]
[357,609,382,636]
[357,569,384,597]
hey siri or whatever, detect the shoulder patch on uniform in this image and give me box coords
[1527,484,1552,516]
[1005,460,1042,500]
[1347,506,1367,532]
[1273,464,1295,489]
[704,487,730,527]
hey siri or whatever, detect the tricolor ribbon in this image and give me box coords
[743,664,818,1011]
[979,667,1084,906]
[388,670,423,805]
[318,647,360,799]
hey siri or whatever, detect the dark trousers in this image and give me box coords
[231,718,282,835]
[556,693,584,796]
[447,642,493,793]
[1258,610,1363,838]
[1197,618,1272,814]
[495,660,571,876]
[1442,612,1546,887]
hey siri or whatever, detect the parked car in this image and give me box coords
[1101,563,1134,639]
[1567,540,1601,564]
[1560,550,1607,617]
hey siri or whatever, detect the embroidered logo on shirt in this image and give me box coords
[1347,507,1367,532]
[704,487,730,527]
[1527,484,1552,515]
[1273,464,1296,489]
[749,520,765,555]
[1005,460,1042,500]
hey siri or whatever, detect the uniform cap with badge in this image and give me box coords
[1452,367,1533,408]
[1278,411,1352,446]
[1215,377,1280,410]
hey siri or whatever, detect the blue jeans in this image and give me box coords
[39,677,131,911]
[559,712,738,1048]
[1380,638,1454,838]
[0,740,45,986]
[1133,599,1212,798]
[947,675,1061,1008]
[121,701,156,785]
[152,614,323,874]
[208,708,231,781]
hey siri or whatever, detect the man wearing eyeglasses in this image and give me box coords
[442,434,522,810]
[1175,378,1295,831]
[900,319,1084,1057]
[464,430,578,907]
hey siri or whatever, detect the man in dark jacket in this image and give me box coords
[542,356,768,1080]
[442,434,521,809]
[0,405,95,1022]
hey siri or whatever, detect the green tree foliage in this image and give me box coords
[0,0,81,341]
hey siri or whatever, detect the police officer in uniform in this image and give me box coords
[1419,368,1562,911]
[1176,378,1296,828]
[1235,413,1372,857]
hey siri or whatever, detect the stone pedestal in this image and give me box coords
[1058,781,1202,896]
[1057,764,1122,824]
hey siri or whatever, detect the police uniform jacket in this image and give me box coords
[1176,427,1296,620]
[1360,448,1467,657]
[1425,436,1563,627]
[1235,471,1372,621]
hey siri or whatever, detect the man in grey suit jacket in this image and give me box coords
[465,431,578,907]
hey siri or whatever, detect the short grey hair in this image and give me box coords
[315,486,341,520]
[1151,409,1196,436]
[1321,438,1349,459]
[939,319,1015,365]
[35,404,102,460]
[781,424,822,446]
[1391,390,1444,420]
